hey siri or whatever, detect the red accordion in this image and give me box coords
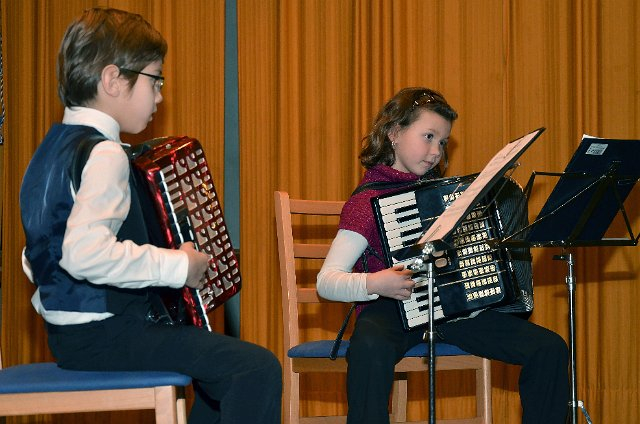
[132,136,241,330]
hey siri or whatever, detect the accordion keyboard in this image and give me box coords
[376,190,445,328]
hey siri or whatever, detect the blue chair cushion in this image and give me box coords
[0,362,192,394]
[288,340,469,358]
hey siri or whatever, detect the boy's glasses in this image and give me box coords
[119,67,165,91]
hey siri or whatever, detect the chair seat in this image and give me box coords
[288,340,470,359]
[0,362,192,394]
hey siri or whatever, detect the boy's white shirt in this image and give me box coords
[23,106,188,325]
[316,229,379,302]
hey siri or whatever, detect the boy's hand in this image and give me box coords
[179,242,209,289]
[366,264,416,300]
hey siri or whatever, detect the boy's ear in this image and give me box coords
[100,64,125,97]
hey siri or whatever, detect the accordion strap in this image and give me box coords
[329,245,383,360]
[329,303,356,360]
[351,168,442,196]
[69,133,107,192]
[352,180,416,196]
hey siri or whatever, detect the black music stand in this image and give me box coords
[408,128,545,424]
[500,135,640,424]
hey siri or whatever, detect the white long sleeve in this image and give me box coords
[59,140,187,289]
[316,229,379,302]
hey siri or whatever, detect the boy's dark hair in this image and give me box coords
[57,7,168,107]
[359,87,458,173]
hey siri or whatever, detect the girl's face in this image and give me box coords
[118,61,164,134]
[388,109,451,176]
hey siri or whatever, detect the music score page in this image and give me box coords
[417,128,544,246]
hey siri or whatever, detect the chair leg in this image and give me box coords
[391,373,408,423]
[176,386,188,424]
[154,386,179,424]
[477,358,492,424]
[284,368,300,424]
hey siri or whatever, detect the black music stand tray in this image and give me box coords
[499,136,640,424]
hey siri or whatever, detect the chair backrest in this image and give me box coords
[274,191,345,351]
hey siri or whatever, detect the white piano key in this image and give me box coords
[402,293,441,311]
[382,218,422,234]
[407,308,444,327]
[404,304,443,320]
[377,191,416,207]
[379,198,418,214]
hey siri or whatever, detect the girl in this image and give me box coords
[317,87,569,424]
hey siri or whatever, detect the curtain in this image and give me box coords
[236,0,639,422]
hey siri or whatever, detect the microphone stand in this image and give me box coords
[411,242,437,424]
[426,259,436,424]
[554,252,593,424]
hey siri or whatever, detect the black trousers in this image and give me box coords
[46,302,282,424]
[346,298,569,424]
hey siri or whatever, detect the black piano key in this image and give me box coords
[395,204,417,214]
[397,212,420,223]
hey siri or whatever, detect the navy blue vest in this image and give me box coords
[20,124,154,314]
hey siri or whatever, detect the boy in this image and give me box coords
[20,8,281,423]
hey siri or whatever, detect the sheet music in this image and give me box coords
[417,128,544,245]
[521,132,640,246]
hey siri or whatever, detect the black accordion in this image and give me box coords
[371,175,533,329]
[131,136,241,331]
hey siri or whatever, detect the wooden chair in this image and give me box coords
[0,339,191,423]
[274,190,492,424]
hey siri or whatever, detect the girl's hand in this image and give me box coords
[366,264,416,300]
[179,242,209,289]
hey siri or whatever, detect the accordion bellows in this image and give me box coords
[132,136,241,330]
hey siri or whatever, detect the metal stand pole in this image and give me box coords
[412,242,437,424]
[554,252,592,424]
[426,261,436,424]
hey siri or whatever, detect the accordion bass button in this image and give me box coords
[434,257,448,268]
